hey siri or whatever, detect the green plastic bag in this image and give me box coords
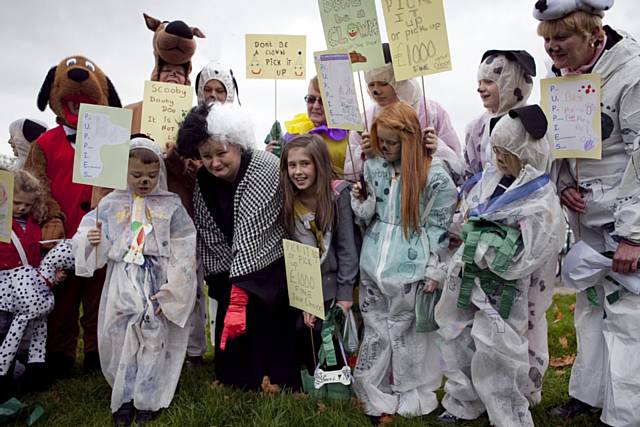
[300,305,353,401]
[0,398,44,426]
[264,120,283,157]
[416,287,441,333]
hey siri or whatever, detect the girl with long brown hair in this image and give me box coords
[279,134,359,368]
[350,102,457,420]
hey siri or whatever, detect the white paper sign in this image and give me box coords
[314,50,363,131]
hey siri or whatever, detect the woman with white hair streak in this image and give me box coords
[176,103,299,390]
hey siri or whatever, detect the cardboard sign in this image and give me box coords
[381,0,452,81]
[283,239,325,319]
[0,169,13,243]
[314,50,364,131]
[140,81,193,148]
[73,104,132,190]
[318,0,385,72]
[245,34,307,80]
[540,74,602,159]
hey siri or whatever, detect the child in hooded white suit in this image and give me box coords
[435,106,565,426]
[73,137,197,421]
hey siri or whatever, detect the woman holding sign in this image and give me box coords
[176,102,299,390]
[533,1,640,425]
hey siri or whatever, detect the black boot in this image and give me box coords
[0,373,16,403]
[19,362,51,394]
[112,401,135,427]
[45,352,75,380]
[550,397,601,418]
[83,351,100,372]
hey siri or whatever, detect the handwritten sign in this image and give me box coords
[540,74,602,159]
[245,34,306,80]
[73,104,132,189]
[140,81,193,148]
[0,169,13,243]
[283,239,325,319]
[318,0,385,72]
[314,50,364,131]
[381,0,452,81]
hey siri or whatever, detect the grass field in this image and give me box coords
[6,293,600,426]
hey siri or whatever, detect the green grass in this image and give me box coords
[7,293,600,426]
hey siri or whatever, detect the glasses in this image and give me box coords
[304,95,323,106]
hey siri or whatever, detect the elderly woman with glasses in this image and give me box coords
[533,1,640,425]
[267,77,360,181]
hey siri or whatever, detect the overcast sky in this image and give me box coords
[1,0,638,156]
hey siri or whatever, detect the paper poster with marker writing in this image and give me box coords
[0,169,13,243]
[140,81,193,149]
[73,104,132,190]
[317,0,385,72]
[381,0,452,81]
[314,49,364,131]
[540,74,602,159]
[283,239,325,320]
[245,34,306,80]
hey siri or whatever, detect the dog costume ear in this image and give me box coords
[143,13,162,31]
[37,66,57,112]
[508,105,548,139]
[106,77,122,108]
[195,70,202,94]
[191,27,206,38]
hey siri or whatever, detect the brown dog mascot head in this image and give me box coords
[143,13,205,85]
[37,55,121,128]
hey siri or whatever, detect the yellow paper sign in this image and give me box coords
[283,239,325,319]
[381,0,452,81]
[315,49,364,131]
[318,0,385,72]
[0,169,14,243]
[73,104,132,190]
[540,74,602,159]
[245,34,307,80]
[140,81,193,148]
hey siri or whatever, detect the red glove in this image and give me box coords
[220,285,249,350]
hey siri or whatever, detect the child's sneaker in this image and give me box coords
[135,409,162,424]
[438,410,461,424]
[112,401,134,427]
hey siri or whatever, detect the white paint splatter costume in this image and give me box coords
[351,156,456,417]
[73,139,197,413]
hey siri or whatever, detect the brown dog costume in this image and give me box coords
[25,55,121,375]
[125,13,204,217]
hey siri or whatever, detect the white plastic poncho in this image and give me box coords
[344,63,464,183]
[73,138,197,413]
[436,111,564,426]
[464,53,534,177]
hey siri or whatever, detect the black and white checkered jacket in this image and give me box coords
[194,149,285,279]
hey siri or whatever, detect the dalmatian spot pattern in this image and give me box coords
[0,240,75,375]
[514,88,524,102]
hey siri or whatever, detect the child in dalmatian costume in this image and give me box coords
[0,169,74,397]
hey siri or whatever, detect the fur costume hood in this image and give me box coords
[37,55,121,128]
[143,13,205,86]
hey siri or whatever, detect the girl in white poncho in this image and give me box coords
[73,137,197,425]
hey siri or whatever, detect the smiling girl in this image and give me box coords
[350,102,456,419]
[279,134,359,369]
